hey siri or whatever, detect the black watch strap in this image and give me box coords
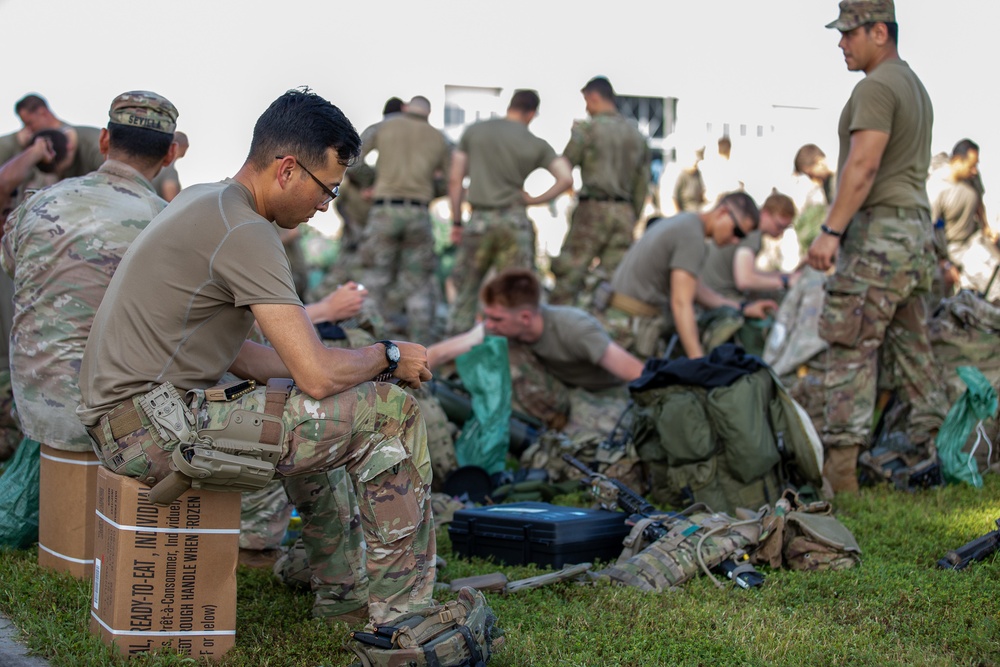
[377,340,398,373]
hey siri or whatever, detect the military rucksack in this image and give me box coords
[629,346,823,515]
[347,587,501,667]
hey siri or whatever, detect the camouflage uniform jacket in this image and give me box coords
[1,159,165,451]
[563,111,650,217]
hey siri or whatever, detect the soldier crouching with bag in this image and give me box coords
[77,88,435,629]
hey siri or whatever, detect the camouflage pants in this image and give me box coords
[239,481,292,551]
[241,335,452,620]
[507,342,571,429]
[550,201,636,306]
[447,207,536,335]
[819,211,947,453]
[95,381,435,626]
[359,204,439,345]
[0,368,21,461]
[597,307,668,361]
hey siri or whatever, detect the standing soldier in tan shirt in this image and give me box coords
[358,96,451,344]
[550,76,650,306]
[446,89,572,335]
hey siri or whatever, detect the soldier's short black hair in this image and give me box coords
[247,88,361,170]
[719,191,760,229]
[382,97,404,116]
[31,129,68,174]
[581,77,616,102]
[952,139,980,160]
[15,94,48,116]
[864,21,898,45]
[509,90,540,113]
[108,124,175,167]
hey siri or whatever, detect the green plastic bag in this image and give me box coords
[936,366,998,487]
[0,437,41,549]
[453,336,511,475]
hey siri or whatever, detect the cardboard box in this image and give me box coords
[90,466,241,660]
[37,445,102,578]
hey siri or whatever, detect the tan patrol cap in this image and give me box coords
[108,90,178,134]
[826,0,895,31]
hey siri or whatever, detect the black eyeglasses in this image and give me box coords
[275,156,339,205]
[725,206,747,239]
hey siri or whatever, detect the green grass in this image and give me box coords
[2,476,999,667]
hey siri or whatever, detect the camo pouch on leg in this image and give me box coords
[347,587,502,667]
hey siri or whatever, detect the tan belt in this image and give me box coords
[609,291,660,318]
[88,378,294,449]
[88,398,144,449]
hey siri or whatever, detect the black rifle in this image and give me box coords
[938,518,1000,570]
[562,453,672,542]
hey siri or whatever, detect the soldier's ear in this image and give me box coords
[162,141,178,169]
[98,128,110,157]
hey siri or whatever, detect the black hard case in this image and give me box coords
[448,502,631,568]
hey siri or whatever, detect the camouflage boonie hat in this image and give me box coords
[108,90,178,134]
[826,0,895,31]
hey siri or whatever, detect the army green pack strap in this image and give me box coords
[262,379,294,446]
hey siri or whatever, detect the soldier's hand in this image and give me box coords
[450,223,463,245]
[392,341,433,389]
[807,233,840,272]
[29,135,56,164]
[743,299,778,319]
[320,281,367,322]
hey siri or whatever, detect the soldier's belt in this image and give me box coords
[860,205,929,221]
[579,194,631,203]
[609,291,661,318]
[91,379,294,506]
[373,197,428,208]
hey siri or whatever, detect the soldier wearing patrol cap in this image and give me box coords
[2,90,178,454]
[77,88,436,629]
[807,0,948,493]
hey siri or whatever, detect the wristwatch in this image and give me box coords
[375,340,400,381]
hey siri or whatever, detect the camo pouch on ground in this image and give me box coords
[601,507,761,592]
[347,587,502,667]
[752,490,861,571]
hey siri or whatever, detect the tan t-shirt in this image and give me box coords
[460,118,556,208]
[611,213,706,309]
[77,179,300,425]
[365,112,451,202]
[837,59,933,211]
[531,306,621,391]
[699,230,763,300]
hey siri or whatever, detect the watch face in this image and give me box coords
[386,343,401,363]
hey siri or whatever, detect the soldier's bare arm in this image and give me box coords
[808,129,889,271]
[670,269,704,359]
[247,302,431,396]
[523,156,573,206]
[597,342,644,382]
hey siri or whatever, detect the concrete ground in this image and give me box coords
[0,614,53,667]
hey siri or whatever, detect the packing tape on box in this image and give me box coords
[38,543,94,565]
[89,612,236,637]
[95,510,241,535]
[39,450,104,465]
